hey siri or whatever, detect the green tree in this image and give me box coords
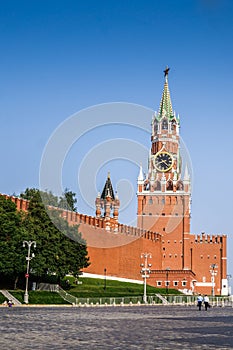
[20,187,78,212]
[58,188,77,212]
[0,190,89,288]
[0,196,26,288]
[22,190,89,283]
[20,188,59,207]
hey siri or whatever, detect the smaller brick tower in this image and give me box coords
[95,172,120,232]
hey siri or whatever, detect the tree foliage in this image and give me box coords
[0,196,26,287]
[58,188,77,212]
[24,190,89,281]
[0,190,89,288]
[20,187,78,212]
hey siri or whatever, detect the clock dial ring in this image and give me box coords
[154,151,173,172]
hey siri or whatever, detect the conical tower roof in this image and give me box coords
[101,172,115,200]
[157,67,174,120]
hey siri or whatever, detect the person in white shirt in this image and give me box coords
[197,294,203,311]
[203,295,210,311]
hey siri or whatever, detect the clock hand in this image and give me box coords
[161,159,168,166]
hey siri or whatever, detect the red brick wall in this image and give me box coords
[2,194,227,294]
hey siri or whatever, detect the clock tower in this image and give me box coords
[137,68,191,270]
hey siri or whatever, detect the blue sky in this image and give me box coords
[1,0,233,278]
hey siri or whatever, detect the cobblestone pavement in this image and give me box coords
[0,305,232,349]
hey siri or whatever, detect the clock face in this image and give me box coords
[154,152,173,172]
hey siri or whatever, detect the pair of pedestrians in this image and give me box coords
[197,294,210,311]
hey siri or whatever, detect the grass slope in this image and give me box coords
[67,276,180,298]
[7,291,69,304]
[0,277,181,304]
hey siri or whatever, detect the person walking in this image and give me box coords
[197,294,203,311]
[203,295,210,311]
[7,300,13,307]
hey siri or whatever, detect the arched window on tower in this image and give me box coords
[176,181,183,191]
[149,196,153,205]
[154,180,161,191]
[144,180,150,191]
[161,118,168,130]
[166,180,173,191]
[154,120,158,133]
[171,119,176,131]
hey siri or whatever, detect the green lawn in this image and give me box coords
[66,276,180,298]
[7,290,69,304]
[0,277,181,305]
[0,293,7,304]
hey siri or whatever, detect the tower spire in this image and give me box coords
[101,173,115,200]
[158,66,173,119]
[138,163,144,182]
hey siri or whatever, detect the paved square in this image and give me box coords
[0,305,232,349]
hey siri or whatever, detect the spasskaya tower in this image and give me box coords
[137,67,191,270]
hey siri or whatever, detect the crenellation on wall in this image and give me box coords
[0,194,29,211]
[193,233,224,245]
